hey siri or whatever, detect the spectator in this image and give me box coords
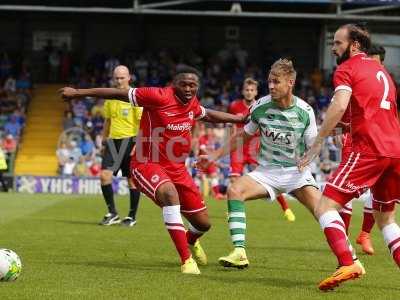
[68,141,82,163]
[3,75,16,95]
[3,134,16,153]
[90,99,104,117]
[104,55,120,79]
[63,156,76,176]
[72,99,87,120]
[0,52,12,80]
[74,156,89,177]
[316,87,331,110]
[89,157,101,176]
[56,142,70,174]
[91,111,104,136]
[4,115,21,138]
[49,49,60,82]
[0,142,9,192]
[80,134,95,157]
[63,111,75,131]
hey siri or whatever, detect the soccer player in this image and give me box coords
[229,77,295,221]
[99,65,142,227]
[337,44,387,255]
[299,24,400,291]
[200,59,323,269]
[59,66,246,275]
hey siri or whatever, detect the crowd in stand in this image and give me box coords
[58,48,340,184]
[0,51,32,176]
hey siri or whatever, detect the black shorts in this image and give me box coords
[101,137,135,177]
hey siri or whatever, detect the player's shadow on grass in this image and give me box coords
[56,260,178,273]
[53,219,101,225]
[205,273,314,288]
[250,245,328,254]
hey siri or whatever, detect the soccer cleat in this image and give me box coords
[218,247,249,269]
[354,258,366,275]
[181,257,201,275]
[284,208,296,222]
[318,263,363,291]
[356,231,375,255]
[189,240,207,266]
[121,217,137,227]
[99,213,120,226]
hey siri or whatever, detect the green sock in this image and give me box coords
[227,200,246,248]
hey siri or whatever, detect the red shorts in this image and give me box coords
[323,152,400,212]
[229,147,258,177]
[131,162,206,214]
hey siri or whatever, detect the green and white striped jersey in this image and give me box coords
[244,95,317,168]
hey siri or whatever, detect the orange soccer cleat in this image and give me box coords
[356,231,375,255]
[318,263,363,291]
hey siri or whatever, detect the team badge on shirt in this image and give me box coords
[188,111,194,120]
[151,175,160,183]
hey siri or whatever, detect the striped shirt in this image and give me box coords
[244,95,317,168]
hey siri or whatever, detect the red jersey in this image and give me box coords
[228,99,252,129]
[228,99,259,148]
[333,53,400,157]
[128,86,206,171]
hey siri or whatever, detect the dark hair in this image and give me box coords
[174,66,201,80]
[368,43,386,62]
[340,23,371,53]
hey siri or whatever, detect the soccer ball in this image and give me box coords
[0,249,22,281]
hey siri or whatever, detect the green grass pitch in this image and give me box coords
[0,193,399,299]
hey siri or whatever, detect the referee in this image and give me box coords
[99,65,142,226]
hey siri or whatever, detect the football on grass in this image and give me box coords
[0,249,22,281]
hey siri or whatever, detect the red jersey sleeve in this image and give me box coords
[128,87,168,108]
[228,102,235,114]
[333,64,353,93]
[193,99,206,120]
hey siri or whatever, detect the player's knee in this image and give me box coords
[157,184,179,206]
[196,221,211,232]
[100,170,112,184]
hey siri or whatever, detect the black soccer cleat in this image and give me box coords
[99,213,121,226]
[121,217,137,227]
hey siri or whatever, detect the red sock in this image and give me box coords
[339,212,352,235]
[276,194,289,211]
[393,248,400,267]
[320,211,354,266]
[324,227,354,266]
[163,206,191,264]
[361,211,375,233]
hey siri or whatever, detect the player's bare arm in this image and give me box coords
[59,87,130,102]
[202,108,247,124]
[298,89,351,171]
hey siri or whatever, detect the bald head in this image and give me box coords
[113,65,131,89]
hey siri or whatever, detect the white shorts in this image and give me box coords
[247,165,318,201]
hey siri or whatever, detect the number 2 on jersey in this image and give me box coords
[376,71,391,110]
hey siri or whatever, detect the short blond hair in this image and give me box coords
[270,58,297,81]
[243,77,259,88]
